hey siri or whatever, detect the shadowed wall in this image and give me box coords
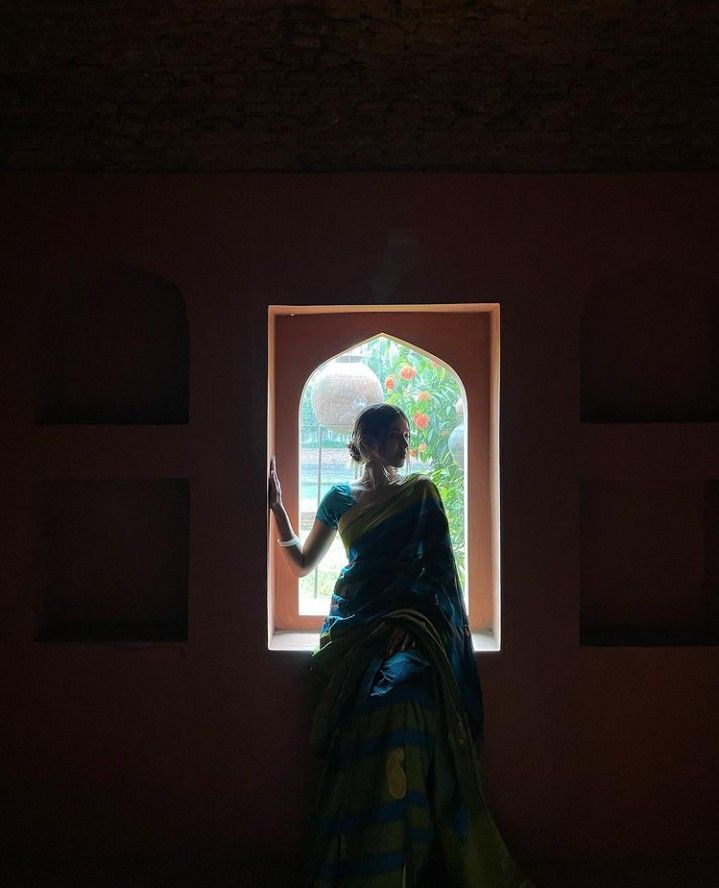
[1,172,717,886]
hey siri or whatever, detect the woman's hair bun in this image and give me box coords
[347,440,362,462]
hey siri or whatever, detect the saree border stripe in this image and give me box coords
[341,727,433,761]
[337,474,431,551]
[311,790,430,834]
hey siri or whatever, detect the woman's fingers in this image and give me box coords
[268,455,282,509]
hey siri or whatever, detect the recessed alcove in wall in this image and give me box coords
[37,261,189,424]
[580,480,719,646]
[580,259,719,422]
[35,478,189,642]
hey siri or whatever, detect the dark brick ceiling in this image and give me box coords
[1,1,717,171]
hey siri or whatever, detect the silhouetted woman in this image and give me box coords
[269,403,533,887]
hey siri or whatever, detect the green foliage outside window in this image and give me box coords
[363,338,465,584]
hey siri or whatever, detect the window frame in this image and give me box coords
[267,304,501,652]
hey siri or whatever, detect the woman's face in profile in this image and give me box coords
[375,417,410,468]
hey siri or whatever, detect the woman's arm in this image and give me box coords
[268,455,337,577]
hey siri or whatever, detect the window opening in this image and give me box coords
[298,334,466,616]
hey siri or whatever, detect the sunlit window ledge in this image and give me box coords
[268,630,500,653]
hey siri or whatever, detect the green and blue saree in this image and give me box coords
[306,473,533,887]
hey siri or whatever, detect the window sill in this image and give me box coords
[268,629,500,653]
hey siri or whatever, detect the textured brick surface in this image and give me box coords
[1,1,717,170]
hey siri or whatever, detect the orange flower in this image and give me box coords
[416,391,430,402]
[385,375,395,391]
[413,412,429,430]
[399,363,417,381]
[417,442,428,453]
[408,447,417,457]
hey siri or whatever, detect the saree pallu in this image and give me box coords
[306,476,533,887]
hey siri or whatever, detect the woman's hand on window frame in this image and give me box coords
[268,454,283,512]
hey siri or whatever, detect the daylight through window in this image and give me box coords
[298,335,467,616]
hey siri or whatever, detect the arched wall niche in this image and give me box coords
[37,260,189,424]
[580,258,718,422]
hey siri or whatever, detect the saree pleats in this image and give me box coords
[306,612,533,888]
[308,678,437,886]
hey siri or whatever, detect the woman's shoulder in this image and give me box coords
[406,474,443,504]
[316,483,356,528]
[405,472,438,491]
[323,482,355,501]
[325,483,362,512]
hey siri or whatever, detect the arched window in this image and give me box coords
[268,305,500,652]
[298,335,467,616]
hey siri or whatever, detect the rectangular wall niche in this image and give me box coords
[580,480,719,646]
[35,479,189,642]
